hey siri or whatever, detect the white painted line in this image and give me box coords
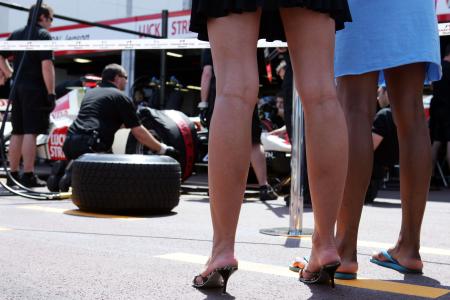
[21,205,66,214]
[284,236,450,257]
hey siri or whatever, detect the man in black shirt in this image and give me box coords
[372,107,399,167]
[198,49,216,129]
[0,4,56,187]
[276,48,293,141]
[63,64,177,160]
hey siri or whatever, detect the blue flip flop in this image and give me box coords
[335,272,357,280]
[370,250,423,274]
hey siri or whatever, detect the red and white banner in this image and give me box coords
[0,10,195,55]
[47,10,194,41]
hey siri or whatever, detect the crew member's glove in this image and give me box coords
[45,93,56,112]
[164,146,180,160]
[158,143,180,160]
[198,101,209,128]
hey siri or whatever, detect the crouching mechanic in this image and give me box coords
[63,64,177,160]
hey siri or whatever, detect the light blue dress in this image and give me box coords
[335,0,441,83]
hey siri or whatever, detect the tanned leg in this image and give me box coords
[335,73,379,274]
[194,10,261,280]
[8,134,24,172]
[22,134,37,173]
[281,7,349,273]
[250,143,269,186]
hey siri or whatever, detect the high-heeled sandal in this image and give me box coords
[192,265,238,294]
[299,260,341,288]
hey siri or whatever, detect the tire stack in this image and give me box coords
[71,153,181,214]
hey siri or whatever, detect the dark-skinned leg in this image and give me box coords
[335,73,379,274]
[372,63,429,271]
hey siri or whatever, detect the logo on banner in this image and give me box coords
[48,127,68,160]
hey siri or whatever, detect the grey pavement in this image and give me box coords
[0,184,449,300]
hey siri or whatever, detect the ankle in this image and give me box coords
[211,240,235,258]
[312,232,337,249]
[396,236,421,254]
[335,236,357,260]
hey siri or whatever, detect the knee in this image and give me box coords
[218,80,259,109]
[344,102,376,127]
[393,106,427,134]
[299,84,338,113]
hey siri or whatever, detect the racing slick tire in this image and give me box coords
[71,153,181,214]
[126,107,197,181]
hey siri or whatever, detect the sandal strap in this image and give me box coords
[193,274,208,285]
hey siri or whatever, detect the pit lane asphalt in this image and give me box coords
[0,184,449,300]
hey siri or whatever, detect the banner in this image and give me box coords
[437,0,450,22]
[0,10,195,41]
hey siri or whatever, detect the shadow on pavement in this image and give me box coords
[197,288,236,299]
[400,274,450,290]
[367,201,402,209]
[63,209,177,218]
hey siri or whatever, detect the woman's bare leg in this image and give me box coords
[280,8,349,273]
[195,11,261,279]
[251,143,269,186]
[335,73,379,274]
[372,63,429,271]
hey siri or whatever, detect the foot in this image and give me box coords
[335,242,358,275]
[298,256,341,287]
[336,259,358,275]
[300,247,340,281]
[259,185,278,201]
[194,254,238,285]
[20,172,46,188]
[371,247,423,272]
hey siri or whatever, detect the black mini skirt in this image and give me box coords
[189,0,352,42]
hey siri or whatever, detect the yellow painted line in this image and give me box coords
[63,209,141,220]
[284,235,450,257]
[20,205,141,220]
[337,279,449,299]
[157,252,450,299]
[0,226,12,231]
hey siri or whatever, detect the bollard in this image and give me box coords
[260,85,312,237]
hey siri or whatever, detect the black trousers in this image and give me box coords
[62,134,94,161]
